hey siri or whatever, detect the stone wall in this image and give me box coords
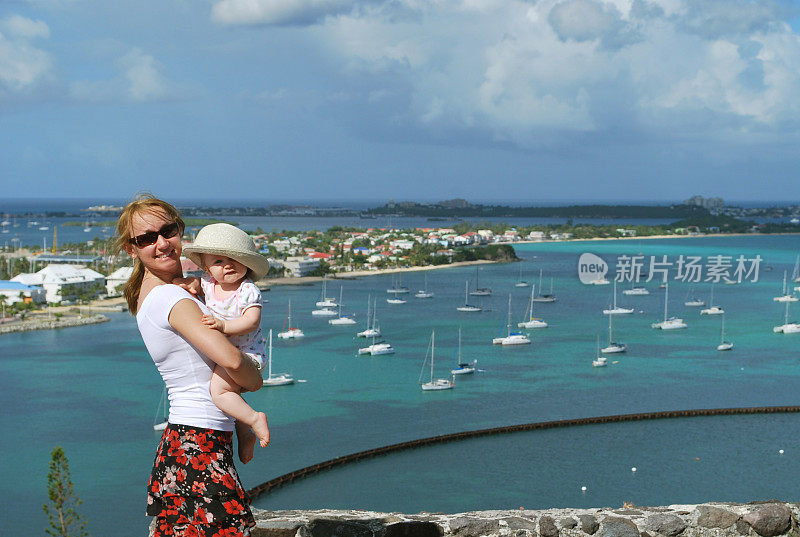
[0,313,109,334]
[241,502,798,537]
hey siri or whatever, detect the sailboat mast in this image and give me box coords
[613,280,617,308]
[268,329,273,378]
[506,293,512,336]
[608,313,613,342]
[431,330,435,381]
[664,282,669,321]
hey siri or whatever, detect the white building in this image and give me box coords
[11,264,106,303]
[106,266,134,296]
[282,256,320,277]
[0,280,47,305]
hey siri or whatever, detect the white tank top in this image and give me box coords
[136,284,235,431]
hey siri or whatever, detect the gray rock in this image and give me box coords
[299,518,374,537]
[504,517,538,532]
[742,504,791,537]
[697,506,740,529]
[579,515,600,535]
[540,516,559,537]
[252,519,305,537]
[450,517,500,537]
[644,513,687,536]
[384,520,443,537]
[560,518,578,529]
[598,516,640,537]
[736,519,752,535]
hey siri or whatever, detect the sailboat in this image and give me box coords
[456,280,482,312]
[451,326,477,375]
[357,297,381,338]
[592,335,608,367]
[602,280,634,315]
[263,330,295,386]
[277,300,305,339]
[493,294,531,345]
[622,280,649,295]
[315,275,337,307]
[651,283,687,329]
[329,287,357,325]
[357,334,395,355]
[773,300,800,333]
[684,286,706,307]
[414,273,434,298]
[312,276,337,316]
[792,254,800,284]
[469,266,491,296]
[153,386,168,431]
[386,273,409,294]
[773,271,798,302]
[700,284,724,315]
[517,284,548,328]
[601,313,627,353]
[420,330,454,391]
[531,269,556,302]
[514,264,530,287]
[717,314,733,351]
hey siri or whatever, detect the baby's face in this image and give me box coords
[202,253,248,285]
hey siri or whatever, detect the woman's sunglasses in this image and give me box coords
[129,222,181,248]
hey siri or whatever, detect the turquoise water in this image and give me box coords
[3,235,800,535]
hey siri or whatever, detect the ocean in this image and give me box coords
[2,233,800,536]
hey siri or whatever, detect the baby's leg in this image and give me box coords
[210,365,270,448]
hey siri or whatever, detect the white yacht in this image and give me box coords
[315,275,337,308]
[700,284,724,315]
[622,285,649,296]
[386,297,407,305]
[456,280,482,312]
[493,294,531,345]
[263,330,295,386]
[277,300,305,339]
[602,280,634,315]
[601,314,627,353]
[469,266,492,296]
[419,330,454,391]
[329,287,357,325]
[450,327,477,375]
[386,273,410,294]
[514,264,530,287]
[592,336,608,367]
[773,301,800,333]
[651,283,687,330]
[684,287,706,307]
[357,297,381,338]
[414,273,434,298]
[531,270,557,302]
[773,271,798,302]
[311,306,337,316]
[358,340,395,355]
[588,277,611,285]
[717,314,733,351]
[518,284,548,328]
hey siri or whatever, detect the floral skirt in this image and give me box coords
[147,423,256,537]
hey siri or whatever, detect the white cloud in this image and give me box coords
[0,15,53,92]
[289,0,800,148]
[211,0,356,26]
[69,48,172,103]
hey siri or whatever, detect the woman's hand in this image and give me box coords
[173,277,202,296]
[168,299,262,392]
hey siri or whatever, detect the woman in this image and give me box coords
[114,194,262,537]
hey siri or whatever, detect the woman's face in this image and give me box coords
[127,207,183,279]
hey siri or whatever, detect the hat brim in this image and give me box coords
[182,245,269,281]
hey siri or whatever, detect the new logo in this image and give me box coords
[578,253,608,284]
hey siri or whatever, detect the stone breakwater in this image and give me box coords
[228,502,798,537]
[0,313,109,334]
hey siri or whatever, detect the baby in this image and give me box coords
[180,223,270,464]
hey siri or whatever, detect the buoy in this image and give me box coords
[631,467,637,472]
[695,457,700,461]
[779,449,784,454]
[581,486,587,491]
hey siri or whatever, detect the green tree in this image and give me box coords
[43,447,88,537]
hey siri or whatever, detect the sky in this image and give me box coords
[2,0,800,204]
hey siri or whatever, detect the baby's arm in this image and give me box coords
[173,276,202,297]
[202,306,261,336]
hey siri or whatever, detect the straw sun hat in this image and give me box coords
[182,223,269,281]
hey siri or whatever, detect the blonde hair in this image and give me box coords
[112,193,185,314]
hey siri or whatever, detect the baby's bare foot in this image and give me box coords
[237,426,256,464]
[252,412,270,447]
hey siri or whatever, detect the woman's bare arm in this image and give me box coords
[168,299,262,392]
